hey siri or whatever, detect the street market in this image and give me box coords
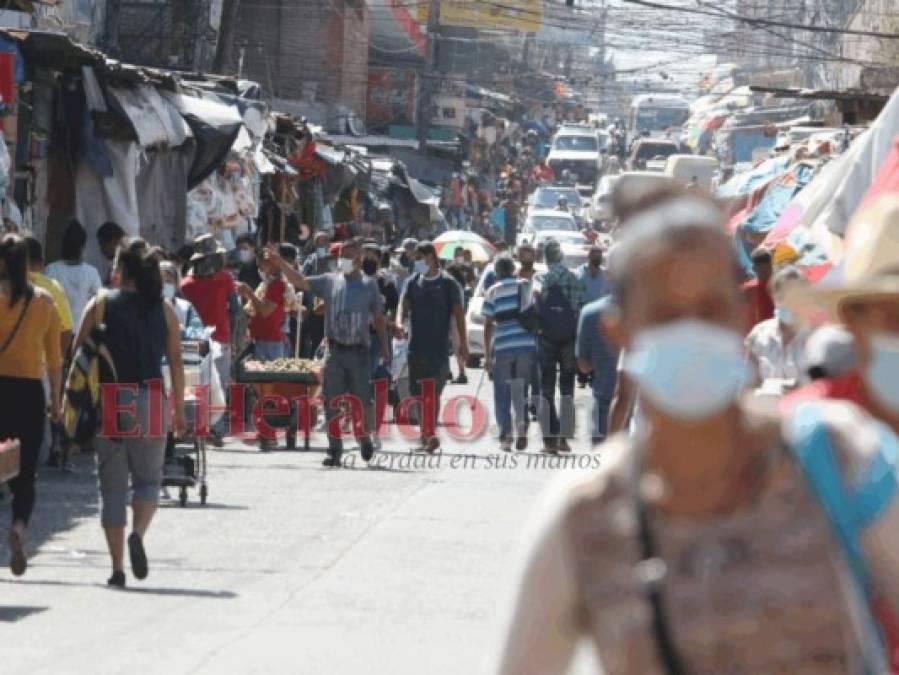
[2,0,899,673]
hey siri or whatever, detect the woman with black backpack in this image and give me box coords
[0,234,63,576]
[73,238,186,588]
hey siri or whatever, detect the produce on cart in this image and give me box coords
[236,354,323,450]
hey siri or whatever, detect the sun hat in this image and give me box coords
[189,234,225,262]
[785,195,899,323]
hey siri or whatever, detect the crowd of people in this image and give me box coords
[4,97,899,674]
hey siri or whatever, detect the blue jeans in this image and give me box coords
[591,355,618,443]
[493,351,534,440]
[255,340,286,361]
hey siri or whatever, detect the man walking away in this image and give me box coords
[483,254,536,452]
[576,245,608,305]
[535,239,585,454]
[576,296,618,445]
[398,241,467,454]
[268,238,388,467]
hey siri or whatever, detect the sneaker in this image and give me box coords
[322,456,341,468]
[558,439,572,454]
[107,570,126,588]
[515,436,528,451]
[424,437,441,454]
[210,432,225,448]
[452,374,469,385]
[128,533,148,580]
[360,437,375,462]
[258,438,276,453]
[500,438,513,452]
[541,440,558,455]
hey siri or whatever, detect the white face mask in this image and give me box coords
[337,257,354,274]
[414,260,428,275]
[163,282,176,299]
[238,249,255,265]
[864,333,899,412]
[623,319,748,421]
[316,247,327,258]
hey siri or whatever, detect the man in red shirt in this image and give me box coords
[741,246,774,333]
[180,235,237,444]
[237,255,288,451]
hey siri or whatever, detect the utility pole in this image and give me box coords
[212,0,242,74]
[417,0,441,151]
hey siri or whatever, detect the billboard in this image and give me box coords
[367,68,419,127]
[417,0,542,33]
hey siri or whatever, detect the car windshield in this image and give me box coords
[532,188,581,209]
[553,135,598,152]
[635,142,679,160]
[529,216,577,231]
[635,107,689,131]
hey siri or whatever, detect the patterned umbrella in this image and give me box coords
[433,231,495,263]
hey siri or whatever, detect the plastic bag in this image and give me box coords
[391,338,408,381]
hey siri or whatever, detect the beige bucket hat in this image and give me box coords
[786,195,899,323]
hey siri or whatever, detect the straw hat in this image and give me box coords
[786,195,899,323]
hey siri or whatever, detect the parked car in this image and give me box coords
[547,127,603,195]
[516,208,578,248]
[628,138,680,171]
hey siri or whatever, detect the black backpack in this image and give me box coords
[538,283,577,342]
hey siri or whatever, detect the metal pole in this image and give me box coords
[416,0,441,152]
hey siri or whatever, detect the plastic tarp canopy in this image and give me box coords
[164,91,243,189]
[809,85,899,236]
[739,163,814,236]
[859,140,899,207]
[717,155,790,198]
[108,86,193,148]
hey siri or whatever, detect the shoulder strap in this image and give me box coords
[631,447,685,675]
[0,291,33,357]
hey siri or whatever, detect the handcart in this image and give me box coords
[235,353,322,451]
[162,340,215,507]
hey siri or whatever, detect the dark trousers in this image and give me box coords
[408,355,449,440]
[322,345,372,460]
[537,338,576,442]
[0,376,45,525]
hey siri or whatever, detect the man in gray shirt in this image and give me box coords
[268,238,389,467]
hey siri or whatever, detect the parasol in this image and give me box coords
[433,230,495,263]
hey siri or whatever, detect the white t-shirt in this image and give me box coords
[44,260,102,327]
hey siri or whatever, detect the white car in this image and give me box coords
[547,128,602,195]
[516,208,578,248]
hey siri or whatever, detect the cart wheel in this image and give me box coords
[200,484,208,506]
[179,486,188,508]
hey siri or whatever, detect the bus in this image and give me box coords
[629,94,691,138]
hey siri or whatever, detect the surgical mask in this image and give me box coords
[316,247,327,258]
[238,249,255,264]
[864,333,899,412]
[337,257,354,274]
[163,282,176,299]
[623,319,748,421]
[414,260,428,275]
[774,305,797,326]
[362,259,378,276]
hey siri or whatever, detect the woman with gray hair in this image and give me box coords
[495,191,899,674]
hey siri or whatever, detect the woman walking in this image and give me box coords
[0,234,62,576]
[74,239,186,587]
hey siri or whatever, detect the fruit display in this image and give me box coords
[243,358,319,374]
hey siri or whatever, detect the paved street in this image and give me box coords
[1,371,598,674]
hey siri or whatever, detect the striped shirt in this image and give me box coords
[481,278,536,355]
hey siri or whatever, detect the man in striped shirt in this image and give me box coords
[482,254,536,452]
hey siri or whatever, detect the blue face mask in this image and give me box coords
[623,319,748,421]
[775,305,797,327]
[316,247,327,258]
[414,260,428,275]
[865,333,899,412]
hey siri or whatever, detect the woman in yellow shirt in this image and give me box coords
[0,234,62,576]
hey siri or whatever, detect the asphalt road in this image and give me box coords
[1,370,599,674]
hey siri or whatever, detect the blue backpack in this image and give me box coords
[538,283,577,342]
[789,402,899,674]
